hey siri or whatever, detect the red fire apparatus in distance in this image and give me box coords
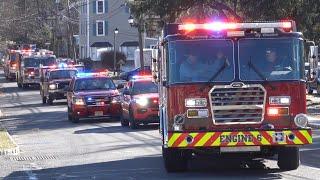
[16,49,56,89]
[3,46,20,81]
[156,20,312,172]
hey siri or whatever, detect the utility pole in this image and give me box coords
[66,0,72,58]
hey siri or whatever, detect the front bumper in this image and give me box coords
[8,72,16,79]
[72,103,122,119]
[49,90,66,100]
[167,129,312,148]
[133,107,159,123]
[23,77,40,84]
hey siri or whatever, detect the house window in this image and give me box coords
[96,0,104,14]
[96,21,105,36]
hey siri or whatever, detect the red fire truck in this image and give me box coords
[156,20,312,172]
[16,49,56,89]
[3,47,20,81]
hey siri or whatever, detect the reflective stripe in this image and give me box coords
[167,129,312,148]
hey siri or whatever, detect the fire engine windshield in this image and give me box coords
[24,57,56,67]
[132,81,158,95]
[49,70,77,80]
[168,40,234,83]
[239,38,304,81]
[74,78,116,91]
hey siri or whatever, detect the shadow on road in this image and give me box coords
[5,156,286,180]
[74,124,158,134]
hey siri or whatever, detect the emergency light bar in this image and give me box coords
[131,75,153,80]
[178,21,293,32]
[77,71,108,78]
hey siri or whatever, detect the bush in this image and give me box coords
[100,51,126,71]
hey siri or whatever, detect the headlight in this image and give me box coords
[111,96,121,103]
[294,114,308,128]
[185,98,207,107]
[49,84,56,90]
[73,97,85,105]
[269,96,291,105]
[135,98,148,106]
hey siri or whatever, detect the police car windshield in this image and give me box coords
[132,81,158,95]
[75,78,116,91]
[168,39,234,84]
[239,38,304,81]
[50,70,77,80]
[24,57,56,67]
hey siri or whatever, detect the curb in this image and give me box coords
[0,109,20,156]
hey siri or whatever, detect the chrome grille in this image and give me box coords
[209,84,266,124]
[57,82,70,89]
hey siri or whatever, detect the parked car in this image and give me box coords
[119,66,151,81]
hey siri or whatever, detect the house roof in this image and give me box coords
[120,41,139,47]
[90,42,113,48]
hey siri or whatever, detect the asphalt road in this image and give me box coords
[0,69,320,180]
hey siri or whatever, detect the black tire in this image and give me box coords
[307,85,313,94]
[71,117,79,123]
[67,107,73,121]
[278,147,300,171]
[120,113,129,127]
[42,96,47,104]
[162,147,188,172]
[47,97,53,105]
[17,83,22,88]
[129,110,137,129]
[22,83,28,89]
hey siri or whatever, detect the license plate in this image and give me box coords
[94,111,103,116]
[220,146,261,153]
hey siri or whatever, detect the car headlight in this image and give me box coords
[73,97,85,105]
[111,96,121,103]
[269,96,291,105]
[49,84,57,90]
[185,98,207,107]
[135,98,148,106]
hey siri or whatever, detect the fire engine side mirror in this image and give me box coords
[162,80,168,87]
[123,89,130,95]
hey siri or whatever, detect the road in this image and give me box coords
[0,69,320,180]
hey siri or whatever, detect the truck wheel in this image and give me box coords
[129,110,137,129]
[17,83,22,88]
[22,84,28,89]
[67,107,73,121]
[162,147,188,172]
[47,97,53,105]
[42,96,47,104]
[278,147,300,171]
[120,113,129,127]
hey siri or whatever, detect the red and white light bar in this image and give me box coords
[178,21,293,31]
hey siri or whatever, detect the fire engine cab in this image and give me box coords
[156,20,312,172]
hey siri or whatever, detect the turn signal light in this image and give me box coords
[267,107,289,116]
